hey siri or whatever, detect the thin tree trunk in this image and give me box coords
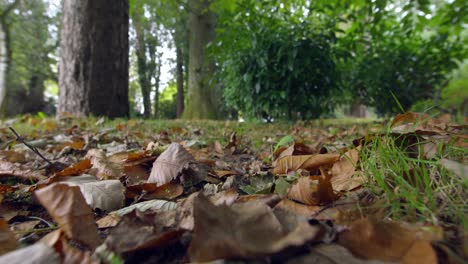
[58,0,129,118]
[134,21,151,118]
[153,62,161,118]
[0,0,20,117]
[183,0,218,119]
[175,40,184,118]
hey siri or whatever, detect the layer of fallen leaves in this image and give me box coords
[0,113,466,263]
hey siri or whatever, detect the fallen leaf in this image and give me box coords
[188,194,322,262]
[0,160,46,181]
[55,159,92,177]
[60,175,126,211]
[439,159,468,179]
[273,142,316,165]
[288,176,337,206]
[273,153,340,175]
[209,189,239,206]
[338,218,437,263]
[287,244,393,264]
[113,199,177,217]
[274,198,322,217]
[236,193,282,207]
[41,229,99,264]
[123,164,150,184]
[0,150,26,163]
[105,210,185,254]
[86,149,122,180]
[214,169,241,178]
[147,143,197,185]
[0,243,59,263]
[126,182,183,200]
[0,219,17,254]
[35,184,101,250]
[96,214,122,229]
[10,220,40,239]
[330,147,363,192]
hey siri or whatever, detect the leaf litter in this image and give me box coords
[0,113,466,263]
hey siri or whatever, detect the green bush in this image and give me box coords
[213,0,340,120]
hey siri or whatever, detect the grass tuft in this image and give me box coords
[360,131,467,228]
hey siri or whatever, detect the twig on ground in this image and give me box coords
[8,127,53,166]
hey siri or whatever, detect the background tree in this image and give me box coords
[0,0,20,116]
[59,0,129,118]
[183,0,218,119]
[0,0,59,116]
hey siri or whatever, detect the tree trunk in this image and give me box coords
[153,63,161,118]
[58,0,129,118]
[25,74,46,113]
[134,19,151,118]
[175,41,184,118]
[183,0,217,119]
[0,0,20,117]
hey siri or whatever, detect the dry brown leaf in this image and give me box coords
[86,149,122,180]
[287,244,393,264]
[390,112,453,135]
[61,237,100,264]
[0,150,26,163]
[273,153,340,175]
[274,198,322,217]
[0,219,17,255]
[338,218,437,263]
[126,182,183,200]
[188,194,322,262]
[147,143,197,185]
[0,184,16,195]
[209,189,239,206]
[35,184,101,250]
[40,229,99,264]
[55,159,92,177]
[0,243,59,263]
[330,147,363,192]
[214,169,241,178]
[105,210,185,254]
[123,164,150,184]
[236,194,282,208]
[0,160,46,181]
[96,214,122,229]
[273,142,316,165]
[288,176,337,206]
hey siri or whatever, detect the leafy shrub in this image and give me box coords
[213,1,340,120]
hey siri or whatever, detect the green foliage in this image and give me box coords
[159,82,177,119]
[5,0,59,115]
[213,0,340,120]
[335,0,467,115]
[440,61,468,114]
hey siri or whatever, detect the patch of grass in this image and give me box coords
[360,132,467,228]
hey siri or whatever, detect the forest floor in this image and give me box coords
[0,113,466,263]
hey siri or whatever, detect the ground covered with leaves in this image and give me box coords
[0,113,466,263]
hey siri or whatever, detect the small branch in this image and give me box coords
[8,127,53,166]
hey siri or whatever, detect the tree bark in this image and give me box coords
[175,43,184,118]
[183,0,218,119]
[134,18,152,118]
[0,0,20,117]
[58,0,129,118]
[153,62,161,118]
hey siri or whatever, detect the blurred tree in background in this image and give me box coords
[0,0,59,116]
[0,0,465,119]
